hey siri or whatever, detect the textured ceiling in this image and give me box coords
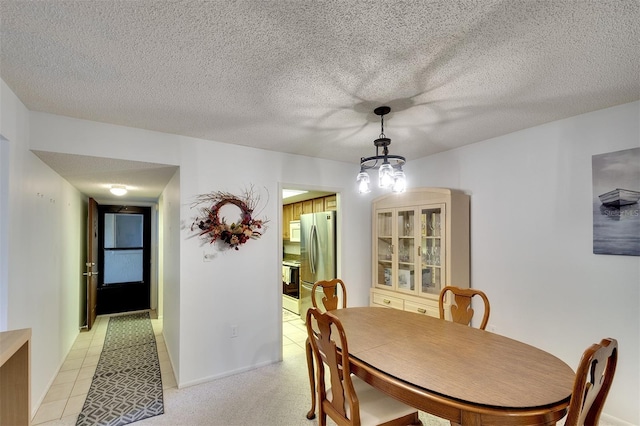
[1,1,639,201]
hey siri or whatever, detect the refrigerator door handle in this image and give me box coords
[310,224,318,275]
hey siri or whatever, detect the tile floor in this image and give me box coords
[282,308,308,354]
[32,309,304,425]
[32,311,177,425]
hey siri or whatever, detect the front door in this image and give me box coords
[85,197,99,329]
[97,205,152,315]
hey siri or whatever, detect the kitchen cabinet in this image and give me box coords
[313,197,325,213]
[324,195,337,211]
[292,202,303,220]
[282,204,293,239]
[371,188,469,317]
[302,200,313,215]
[292,201,313,220]
[286,194,336,227]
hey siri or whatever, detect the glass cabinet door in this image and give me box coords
[397,209,415,292]
[376,210,393,288]
[419,205,445,295]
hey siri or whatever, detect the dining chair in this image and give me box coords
[306,278,348,419]
[306,307,421,426]
[312,278,348,311]
[438,286,490,330]
[564,338,618,426]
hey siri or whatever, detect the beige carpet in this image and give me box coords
[133,347,447,426]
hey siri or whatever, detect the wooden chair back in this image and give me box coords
[306,307,360,425]
[564,338,618,426]
[306,279,347,420]
[439,286,490,330]
[312,279,347,312]
[306,307,421,426]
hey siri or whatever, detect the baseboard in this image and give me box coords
[177,359,279,389]
[600,413,636,426]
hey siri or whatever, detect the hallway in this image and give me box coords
[32,309,307,425]
[32,311,176,425]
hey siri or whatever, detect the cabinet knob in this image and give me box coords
[417,308,426,314]
[383,299,391,304]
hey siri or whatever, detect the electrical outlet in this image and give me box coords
[230,325,238,338]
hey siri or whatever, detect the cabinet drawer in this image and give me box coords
[404,300,439,318]
[372,293,404,310]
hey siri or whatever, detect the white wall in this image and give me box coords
[407,101,640,424]
[26,110,373,388]
[1,80,86,414]
[158,169,181,379]
[174,138,373,386]
[0,134,9,330]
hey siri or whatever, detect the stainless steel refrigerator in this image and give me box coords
[299,211,336,320]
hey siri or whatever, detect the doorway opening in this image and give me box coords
[97,205,152,315]
[281,187,339,353]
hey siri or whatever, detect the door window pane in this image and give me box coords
[104,213,143,248]
[103,213,144,285]
[104,249,143,284]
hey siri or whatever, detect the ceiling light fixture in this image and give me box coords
[110,185,128,196]
[282,189,308,199]
[356,106,406,194]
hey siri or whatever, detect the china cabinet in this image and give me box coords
[371,188,469,317]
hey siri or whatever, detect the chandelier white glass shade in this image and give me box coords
[356,106,406,194]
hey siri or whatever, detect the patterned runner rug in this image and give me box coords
[76,312,164,426]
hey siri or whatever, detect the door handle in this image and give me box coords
[310,225,318,274]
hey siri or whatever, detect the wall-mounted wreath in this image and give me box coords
[190,186,268,250]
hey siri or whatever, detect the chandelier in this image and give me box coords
[356,106,406,194]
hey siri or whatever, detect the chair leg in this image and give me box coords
[305,339,316,420]
[318,412,327,426]
[411,413,423,426]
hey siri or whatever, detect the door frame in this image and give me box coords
[96,204,152,315]
[279,183,342,357]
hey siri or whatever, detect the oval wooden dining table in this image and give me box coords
[306,307,576,426]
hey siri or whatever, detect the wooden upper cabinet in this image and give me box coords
[282,204,293,239]
[324,195,337,211]
[302,200,313,215]
[313,197,325,213]
[286,194,336,227]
